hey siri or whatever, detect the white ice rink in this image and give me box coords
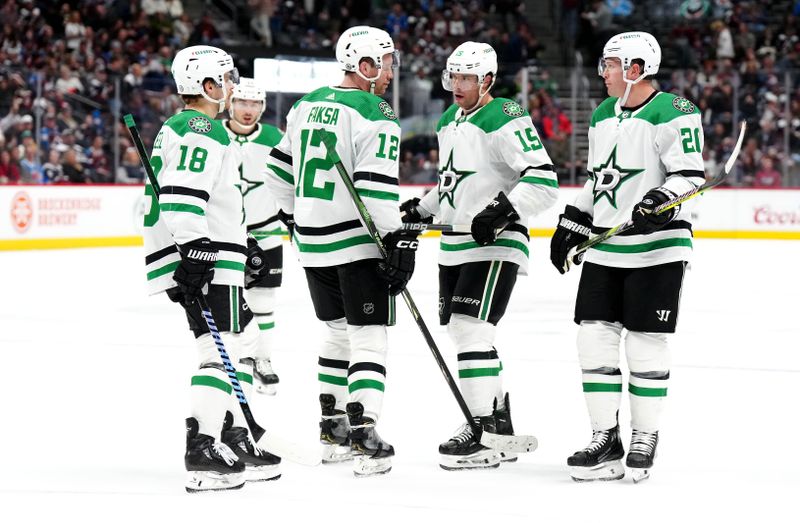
[1,237,798,522]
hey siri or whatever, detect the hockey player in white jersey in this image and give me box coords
[144,46,279,492]
[224,77,286,395]
[549,32,705,483]
[400,42,558,470]
[264,26,415,476]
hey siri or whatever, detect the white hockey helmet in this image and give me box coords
[598,31,661,83]
[230,77,266,127]
[172,45,239,114]
[335,25,397,84]
[442,41,498,92]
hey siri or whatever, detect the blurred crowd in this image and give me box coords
[0,0,798,188]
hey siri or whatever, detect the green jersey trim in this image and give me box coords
[591,237,693,254]
[268,164,294,184]
[590,97,619,127]
[436,104,460,132]
[160,202,204,215]
[293,87,399,125]
[440,238,529,257]
[633,92,699,125]
[440,98,530,134]
[252,123,283,147]
[520,175,559,188]
[355,188,399,201]
[294,234,375,253]
[164,110,230,145]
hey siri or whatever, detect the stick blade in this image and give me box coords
[480,432,538,454]
[724,121,747,174]
[255,431,322,467]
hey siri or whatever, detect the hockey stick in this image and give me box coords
[124,114,320,466]
[401,223,472,234]
[320,129,537,455]
[564,121,746,269]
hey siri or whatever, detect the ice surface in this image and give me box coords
[1,238,798,522]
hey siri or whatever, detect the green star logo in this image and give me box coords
[591,146,644,209]
[438,149,475,208]
[238,164,263,198]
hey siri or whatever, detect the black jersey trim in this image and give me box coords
[348,362,387,376]
[212,241,248,254]
[145,244,178,265]
[353,172,399,186]
[160,185,210,201]
[442,223,529,238]
[247,214,281,231]
[520,164,556,175]
[295,219,363,236]
[269,147,293,166]
[667,170,705,179]
[591,220,693,236]
[621,90,659,112]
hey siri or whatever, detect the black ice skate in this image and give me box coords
[221,413,281,482]
[184,417,245,493]
[319,393,356,463]
[493,393,517,463]
[252,358,279,395]
[347,402,394,477]
[439,415,501,471]
[626,429,658,483]
[567,424,625,482]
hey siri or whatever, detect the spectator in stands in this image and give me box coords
[386,3,409,37]
[0,149,20,184]
[87,136,111,183]
[64,10,86,52]
[42,149,64,184]
[54,65,84,95]
[61,148,88,184]
[19,142,42,183]
[754,156,782,187]
[116,147,145,184]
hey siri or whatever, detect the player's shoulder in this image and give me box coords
[634,92,700,126]
[590,97,618,127]
[466,97,529,134]
[437,104,460,132]
[164,110,230,146]
[252,123,283,147]
[294,86,399,126]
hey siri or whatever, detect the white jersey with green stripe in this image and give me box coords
[143,109,246,295]
[264,86,401,267]
[224,120,284,251]
[577,91,706,268]
[418,98,558,275]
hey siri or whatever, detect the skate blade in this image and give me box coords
[569,460,625,482]
[185,471,245,493]
[440,449,501,471]
[500,452,518,463]
[256,383,277,395]
[321,444,356,464]
[630,467,650,483]
[353,456,392,477]
[480,432,538,454]
[245,464,281,482]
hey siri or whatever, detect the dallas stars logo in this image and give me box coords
[238,164,263,198]
[591,146,644,208]
[438,149,475,208]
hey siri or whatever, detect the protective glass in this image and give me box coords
[441,70,479,91]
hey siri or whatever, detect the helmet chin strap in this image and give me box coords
[200,82,228,115]
[619,68,645,106]
[356,67,382,95]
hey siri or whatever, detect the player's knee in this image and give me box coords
[347,324,388,355]
[447,313,495,350]
[625,331,670,373]
[577,321,623,370]
[245,287,276,314]
[235,320,260,363]
[195,331,240,368]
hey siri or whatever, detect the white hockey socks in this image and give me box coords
[448,314,502,417]
[625,331,670,433]
[577,321,623,430]
[318,318,350,410]
[245,287,277,360]
[347,324,388,422]
[191,332,242,438]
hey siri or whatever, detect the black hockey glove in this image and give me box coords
[377,230,419,296]
[244,236,269,289]
[400,197,433,224]
[173,238,218,305]
[471,191,520,246]
[631,187,679,235]
[277,209,295,240]
[550,205,593,275]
